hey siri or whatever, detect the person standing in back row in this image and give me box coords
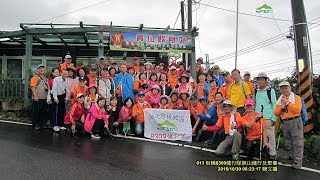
[254,72,277,160]
[30,64,49,130]
[274,81,303,169]
[51,69,71,132]
[229,69,252,115]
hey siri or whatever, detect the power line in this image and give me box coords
[198,2,292,22]
[196,0,214,26]
[172,11,181,29]
[35,0,111,24]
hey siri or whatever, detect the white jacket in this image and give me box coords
[98,78,112,105]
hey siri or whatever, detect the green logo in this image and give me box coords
[157,120,178,132]
[256,4,273,14]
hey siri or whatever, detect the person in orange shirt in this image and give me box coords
[177,62,185,77]
[179,89,191,110]
[193,73,210,99]
[132,91,151,137]
[221,71,233,100]
[133,73,148,102]
[167,66,178,89]
[208,80,225,102]
[71,77,88,104]
[241,99,267,159]
[167,91,183,110]
[195,57,204,76]
[189,95,205,135]
[58,54,84,72]
[87,67,98,86]
[158,95,171,109]
[202,100,243,160]
[185,69,197,91]
[274,81,303,169]
[243,71,254,96]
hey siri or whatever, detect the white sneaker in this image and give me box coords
[91,134,101,139]
[53,126,60,132]
[59,126,66,130]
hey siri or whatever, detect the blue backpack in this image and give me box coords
[300,97,308,125]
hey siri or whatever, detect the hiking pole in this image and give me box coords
[276,123,282,150]
[258,105,264,161]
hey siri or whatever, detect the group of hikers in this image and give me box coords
[30,53,305,169]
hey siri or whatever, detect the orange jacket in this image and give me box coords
[207,112,242,135]
[132,102,151,123]
[274,95,302,120]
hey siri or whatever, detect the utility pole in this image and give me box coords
[291,0,314,133]
[235,0,239,69]
[181,1,186,64]
[187,0,196,78]
[205,54,209,73]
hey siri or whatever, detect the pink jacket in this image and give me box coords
[145,91,160,107]
[84,104,108,133]
[118,106,132,123]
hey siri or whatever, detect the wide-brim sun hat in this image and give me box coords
[219,100,237,115]
[179,89,190,98]
[160,95,171,103]
[150,84,161,91]
[253,72,270,81]
[179,74,189,82]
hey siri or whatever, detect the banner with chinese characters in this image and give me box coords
[144,108,192,142]
[110,31,193,53]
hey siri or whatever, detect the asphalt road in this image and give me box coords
[0,122,319,180]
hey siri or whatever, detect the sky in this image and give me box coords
[0,0,319,79]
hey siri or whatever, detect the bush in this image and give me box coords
[304,133,320,160]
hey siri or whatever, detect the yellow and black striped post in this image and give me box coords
[297,68,314,133]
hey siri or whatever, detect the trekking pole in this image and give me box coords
[276,123,282,150]
[259,105,264,161]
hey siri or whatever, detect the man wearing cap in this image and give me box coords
[243,71,254,95]
[167,65,179,89]
[59,54,84,72]
[87,67,98,86]
[229,69,252,115]
[132,91,151,136]
[97,56,107,78]
[203,100,243,160]
[98,67,113,105]
[254,72,277,160]
[274,81,303,169]
[30,64,49,130]
[71,76,88,104]
[51,69,71,132]
[213,65,224,88]
[196,57,205,75]
[114,64,134,107]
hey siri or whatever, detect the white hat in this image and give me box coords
[244,71,251,76]
[65,55,72,59]
[279,81,291,87]
[170,66,177,70]
[76,93,84,98]
[145,62,152,66]
[219,100,237,115]
[254,72,270,81]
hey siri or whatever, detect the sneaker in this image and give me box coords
[232,154,240,161]
[91,134,101,139]
[291,162,302,169]
[59,126,66,130]
[282,157,293,165]
[34,125,41,130]
[53,126,60,132]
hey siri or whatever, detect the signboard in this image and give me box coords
[144,108,192,142]
[110,31,193,53]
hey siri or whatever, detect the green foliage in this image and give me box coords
[2,96,21,106]
[304,133,320,160]
[22,102,32,112]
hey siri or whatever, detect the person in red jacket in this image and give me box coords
[64,93,85,137]
[202,100,243,160]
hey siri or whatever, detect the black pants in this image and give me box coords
[32,99,48,127]
[51,94,66,127]
[244,140,260,158]
[92,119,105,135]
[65,121,84,135]
[116,97,123,110]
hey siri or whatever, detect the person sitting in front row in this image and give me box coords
[84,97,110,139]
[132,92,151,137]
[202,100,243,160]
[64,93,86,138]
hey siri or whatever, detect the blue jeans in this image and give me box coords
[135,123,144,137]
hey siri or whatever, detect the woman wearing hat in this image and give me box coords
[84,84,99,110]
[178,74,193,96]
[202,100,243,160]
[145,85,161,108]
[179,89,191,110]
[159,95,171,109]
[64,93,86,137]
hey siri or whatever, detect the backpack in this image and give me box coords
[254,88,272,104]
[300,97,308,125]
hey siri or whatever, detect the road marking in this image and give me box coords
[1,119,320,174]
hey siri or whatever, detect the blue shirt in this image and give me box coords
[255,88,277,121]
